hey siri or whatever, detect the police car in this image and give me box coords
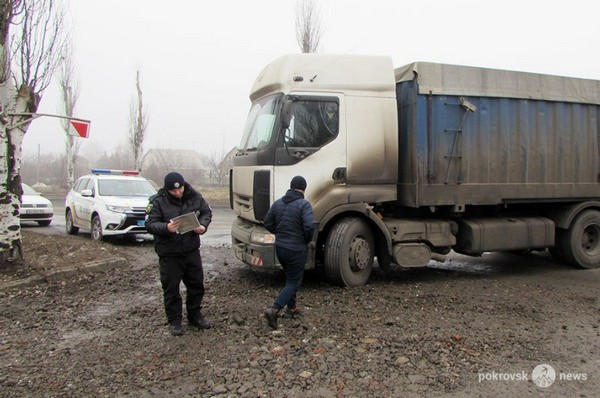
[65,169,157,240]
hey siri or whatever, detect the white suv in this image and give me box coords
[65,169,157,240]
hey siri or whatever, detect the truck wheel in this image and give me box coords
[563,210,600,269]
[324,218,374,286]
[91,215,104,241]
[65,209,79,235]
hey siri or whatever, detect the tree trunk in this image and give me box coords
[0,89,26,264]
[0,0,66,265]
[66,134,74,189]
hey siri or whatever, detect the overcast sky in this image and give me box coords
[22,0,600,160]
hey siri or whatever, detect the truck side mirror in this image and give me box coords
[280,100,294,130]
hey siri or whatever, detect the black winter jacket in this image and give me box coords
[146,183,212,256]
[263,189,315,251]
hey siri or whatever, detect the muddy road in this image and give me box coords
[2,208,599,397]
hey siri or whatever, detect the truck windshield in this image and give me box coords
[98,179,157,197]
[239,94,282,150]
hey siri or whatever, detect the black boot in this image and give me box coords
[169,322,183,336]
[189,314,213,329]
[264,308,278,329]
[282,306,302,319]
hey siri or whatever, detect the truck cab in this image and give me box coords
[231,54,399,277]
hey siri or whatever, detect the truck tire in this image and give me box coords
[562,210,600,269]
[324,217,374,286]
[65,209,79,235]
[91,215,104,241]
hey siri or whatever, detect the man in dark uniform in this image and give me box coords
[146,171,213,336]
[263,175,315,329]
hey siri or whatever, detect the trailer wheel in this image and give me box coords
[324,217,374,286]
[562,210,600,269]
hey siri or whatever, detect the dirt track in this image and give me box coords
[0,231,599,397]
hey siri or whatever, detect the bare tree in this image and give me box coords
[0,0,66,264]
[206,148,235,186]
[129,70,148,171]
[295,0,322,53]
[21,151,89,189]
[58,44,80,190]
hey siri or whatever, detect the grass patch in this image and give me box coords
[194,185,229,207]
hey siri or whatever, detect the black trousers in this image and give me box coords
[158,249,205,324]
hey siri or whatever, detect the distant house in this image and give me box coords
[141,149,210,185]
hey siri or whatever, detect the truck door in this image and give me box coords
[273,95,346,208]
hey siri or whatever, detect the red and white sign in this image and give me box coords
[70,120,91,138]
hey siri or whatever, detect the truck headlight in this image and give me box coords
[106,205,131,213]
[250,231,276,244]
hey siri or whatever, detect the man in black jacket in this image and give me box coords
[263,175,315,329]
[146,172,213,336]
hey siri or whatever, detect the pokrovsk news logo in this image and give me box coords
[531,364,556,388]
[478,363,587,388]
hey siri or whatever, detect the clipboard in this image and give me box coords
[170,212,201,234]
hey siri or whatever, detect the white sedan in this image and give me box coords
[20,183,54,226]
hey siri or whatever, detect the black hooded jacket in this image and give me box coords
[263,189,315,250]
[146,183,212,256]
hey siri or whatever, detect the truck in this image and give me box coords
[230,54,600,286]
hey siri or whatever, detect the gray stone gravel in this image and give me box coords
[1,244,599,397]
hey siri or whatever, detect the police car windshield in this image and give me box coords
[98,179,156,197]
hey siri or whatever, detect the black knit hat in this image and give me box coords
[164,172,185,190]
[290,175,307,191]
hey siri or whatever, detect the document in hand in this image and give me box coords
[170,212,201,234]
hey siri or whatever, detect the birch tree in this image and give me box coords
[58,45,80,190]
[129,70,148,171]
[295,0,322,53]
[0,0,66,264]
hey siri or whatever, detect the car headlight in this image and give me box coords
[250,231,276,244]
[106,205,131,213]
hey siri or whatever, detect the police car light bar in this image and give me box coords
[91,169,140,176]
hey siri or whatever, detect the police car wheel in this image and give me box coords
[91,215,104,241]
[65,209,79,235]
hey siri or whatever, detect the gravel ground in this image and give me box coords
[0,231,599,397]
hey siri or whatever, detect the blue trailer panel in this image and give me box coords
[396,64,600,207]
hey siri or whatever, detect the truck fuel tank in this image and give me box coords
[454,217,555,255]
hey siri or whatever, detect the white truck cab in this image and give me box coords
[65,169,156,240]
[231,54,398,273]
